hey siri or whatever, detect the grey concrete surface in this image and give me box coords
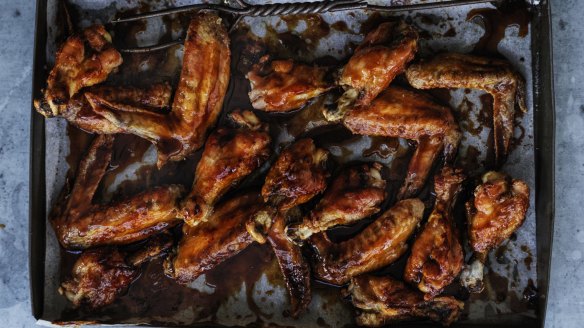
[0,0,581,327]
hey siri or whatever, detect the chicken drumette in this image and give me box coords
[287,163,386,242]
[247,138,329,317]
[181,110,271,227]
[342,86,461,199]
[311,198,424,285]
[60,233,173,309]
[404,167,465,299]
[460,171,530,292]
[34,25,123,118]
[343,275,463,327]
[246,56,333,112]
[51,135,183,249]
[93,13,231,166]
[329,20,418,120]
[405,52,527,164]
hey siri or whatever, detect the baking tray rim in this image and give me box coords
[28,1,556,327]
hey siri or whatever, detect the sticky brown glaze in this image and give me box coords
[338,21,418,109]
[261,138,329,211]
[405,52,527,165]
[287,162,386,242]
[310,198,425,285]
[344,274,464,327]
[343,86,461,199]
[34,25,123,118]
[466,171,530,260]
[181,110,271,227]
[166,192,263,285]
[59,248,138,309]
[93,13,231,166]
[51,135,183,249]
[404,167,465,300]
[247,55,333,112]
[267,213,311,318]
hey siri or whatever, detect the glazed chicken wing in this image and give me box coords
[34,25,123,118]
[343,86,461,199]
[330,21,418,120]
[51,135,183,249]
[404,167,465,299]
[311,198,424,285]
[60,233,173,309]
[405,52,527,164]
[181,110,271,227]
[343,275,463,327]
[165,192,262,284]
[287,163,386,242]
[460,171,529,292]
[247,56,333,112]
[94,13,231,166]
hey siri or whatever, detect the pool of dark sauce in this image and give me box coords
[55,2,535,326]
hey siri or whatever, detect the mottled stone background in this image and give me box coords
[0,0,580,327]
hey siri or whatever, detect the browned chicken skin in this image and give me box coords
[405,52,527,164]
[94,13,231,166]
[460,171,530,292]
[51,135,183,249]
[343,86,461,199]
[166,192,263,285]
[247,56,333,112]
[311,198,424,285]
[330,20,418,120]
[287,163,386,242]
[404,167,465,300]
[60,233,173,309]
[181,110,271,227]
[344,275,463,327]
[34,25,123,118]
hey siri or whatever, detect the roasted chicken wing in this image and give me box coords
[94,13,231,166]
[404,167,465,299]
[329,20,418,120]
[311,198,424,285]
[343,86,461,199]
[51,135,183,249]
[165,192,262,284]
[287,163,386,242]
[60,233,173,309]
[34,25,123,118]
[460,171,529,292]
[247,56,333,112]
[181,110,271,227]
[405,52,527,164]
[343,274,464,327]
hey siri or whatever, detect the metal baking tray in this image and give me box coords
[29,0,555,327]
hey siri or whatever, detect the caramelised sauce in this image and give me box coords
[53,3,536,326]
[467,1,530,56]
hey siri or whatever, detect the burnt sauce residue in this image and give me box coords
[56,4,535,326]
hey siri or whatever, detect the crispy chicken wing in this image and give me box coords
[287,163,386,242]
[311,198,424,285]
[343,275,463,327]
[329,21,418,120]
[404,167,465,299]
[181,110,271,227]
[247,56,333,112]
[460,171,529,292]
[405,52,527,164]
[60,233,173,309]
[94,13,231,166]
[343,86,461,199]
[51,135,183,249]
[34,25,123,118]
[165,192,262,284]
